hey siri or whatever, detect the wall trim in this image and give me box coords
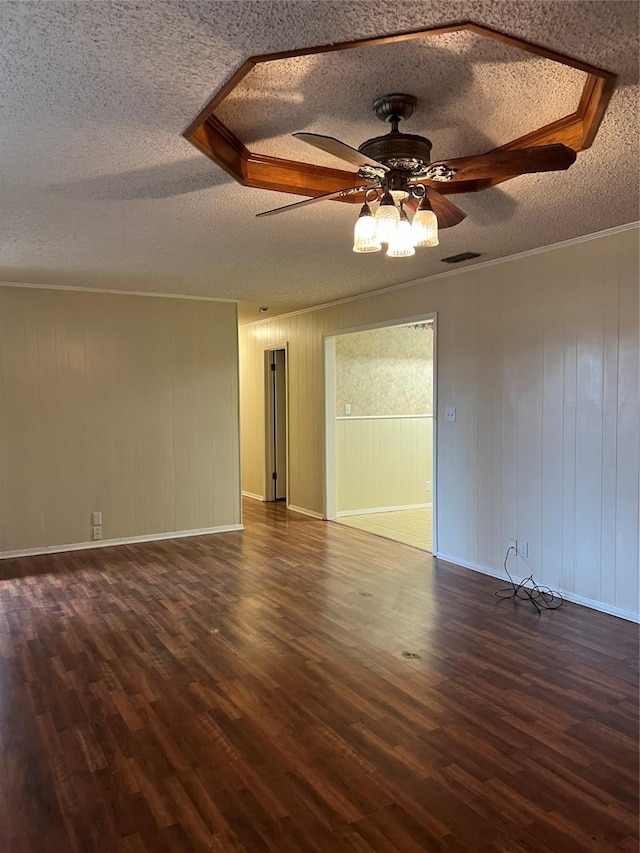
[287,504,324,520]
[242,221,640,327]
[336,413,433,421]
[434,551,640,624]
[324,313,435,339]
[0,524,244,561]
[0,280,237,304]
[337,503,431,517]
[242,490,264,501]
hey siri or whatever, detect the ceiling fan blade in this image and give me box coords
[427,190,467,228]
[256,183,376,218]
[405,190,467,229]
[431,144,577,182]
[293,132,389,173]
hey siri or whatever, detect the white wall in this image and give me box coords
[239,226,640,619]
[0,286,241,554]
[336,416,432,513]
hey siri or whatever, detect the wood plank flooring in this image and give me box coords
[0,499,637,852]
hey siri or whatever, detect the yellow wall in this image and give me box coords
[0,286,241,554]
[334,324,433,512]
[239,227,639,617]
[337,416,432,512]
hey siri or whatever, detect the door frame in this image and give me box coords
[323,313,438,553]
[263,342,289,504]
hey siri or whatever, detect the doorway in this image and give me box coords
[265,347,288,502]
[324,316,436,553]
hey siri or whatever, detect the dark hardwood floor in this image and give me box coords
[0,499,638,852]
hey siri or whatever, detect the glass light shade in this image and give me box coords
[412,200,439,247]
[390,189,410,204]
[374,193,400,243]
[387,210,415,257]
[353,203,381,253]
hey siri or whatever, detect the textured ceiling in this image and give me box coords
[216,32,586,163]
[1,1,638,323]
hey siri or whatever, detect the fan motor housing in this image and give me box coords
[358,132,433,175]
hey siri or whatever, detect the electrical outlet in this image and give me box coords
[91,526,102,541]
[91,511,102,526]
[518,540,528,558]
[345,403,351,415]
[425,481,431,492]
[508,539,517,554]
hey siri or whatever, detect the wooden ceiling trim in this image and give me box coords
[183,59,257,136]
[490,70,614,156]
[464,23,617,78]
[190,118,249,183]
[246,24,467,64]
[245,155,362,201]
[183,22,616,203]
[581,74,616,149]
[492,114,585,153]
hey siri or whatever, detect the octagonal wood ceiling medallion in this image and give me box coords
[184,22,615,207]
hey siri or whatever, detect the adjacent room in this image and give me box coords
[328,321,435,552]
[1,2,639,851]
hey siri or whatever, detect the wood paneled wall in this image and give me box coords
[239,227,639,617]
[337,417,432,513]
[0,287,241,554]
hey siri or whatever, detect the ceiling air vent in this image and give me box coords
[441,252,482,264]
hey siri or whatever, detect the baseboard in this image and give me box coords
[337,503,431,517]
[242,491,264,501]
[556,590,639,623]
[0,524,245,560]
[434,551,640,623]
[287,504,324,520]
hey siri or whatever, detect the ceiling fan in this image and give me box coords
[257,93,577,257]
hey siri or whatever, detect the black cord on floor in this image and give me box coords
[495,546,563,612]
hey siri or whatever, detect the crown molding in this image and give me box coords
[241,221,640,327]
[0,281,238,304]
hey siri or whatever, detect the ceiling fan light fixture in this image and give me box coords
[353,202,381,253]
[387,206,415,257]
[390,188,410,204]
[412,196,439,248]
[374,190,400,243]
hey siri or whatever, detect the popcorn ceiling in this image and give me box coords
[216,32,586,161]
[0,1,637,321]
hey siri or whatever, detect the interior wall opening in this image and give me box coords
[324,316,436,553]
[264,347,288,502]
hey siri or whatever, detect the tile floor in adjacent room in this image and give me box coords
[335,507,433,552]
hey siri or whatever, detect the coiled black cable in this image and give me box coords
[495,546,563,612]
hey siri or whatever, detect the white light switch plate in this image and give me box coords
[91,511,102,526]
[445,406,456,422]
